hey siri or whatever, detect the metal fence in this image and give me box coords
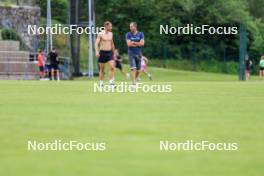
[121,42,260,75]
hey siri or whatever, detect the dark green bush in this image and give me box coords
[1,28,29,50]
[1,28,21,41]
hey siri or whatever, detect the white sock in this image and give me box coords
[109,79,114,85]
[99,80,104,85]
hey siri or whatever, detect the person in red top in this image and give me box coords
[37,49,45,79]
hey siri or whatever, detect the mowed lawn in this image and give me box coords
[0,67,263,176]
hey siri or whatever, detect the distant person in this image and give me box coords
[48,48,60,81]
[95,21,116,87]
[37,49,45,79]
[245,56,252,80]
[139,55,152,80]
[126,22,144,85]
[259,56,264,78]
[114,49,129,79]
[44,52,52,80]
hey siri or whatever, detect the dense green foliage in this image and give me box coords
[95,0,264,58]
[37,0,264,74]
[36,0,67,23]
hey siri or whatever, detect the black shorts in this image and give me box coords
[51,64,59,70]
[45,65,51,72]
[98,50,113,63]
[39,66,44,72]
[115,61,123,70]
[260,67,264,71]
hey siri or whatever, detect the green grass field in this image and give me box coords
[0,67,263,176]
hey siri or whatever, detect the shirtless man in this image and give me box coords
[95,21,115,87]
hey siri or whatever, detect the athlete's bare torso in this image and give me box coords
[97,31,113,51]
